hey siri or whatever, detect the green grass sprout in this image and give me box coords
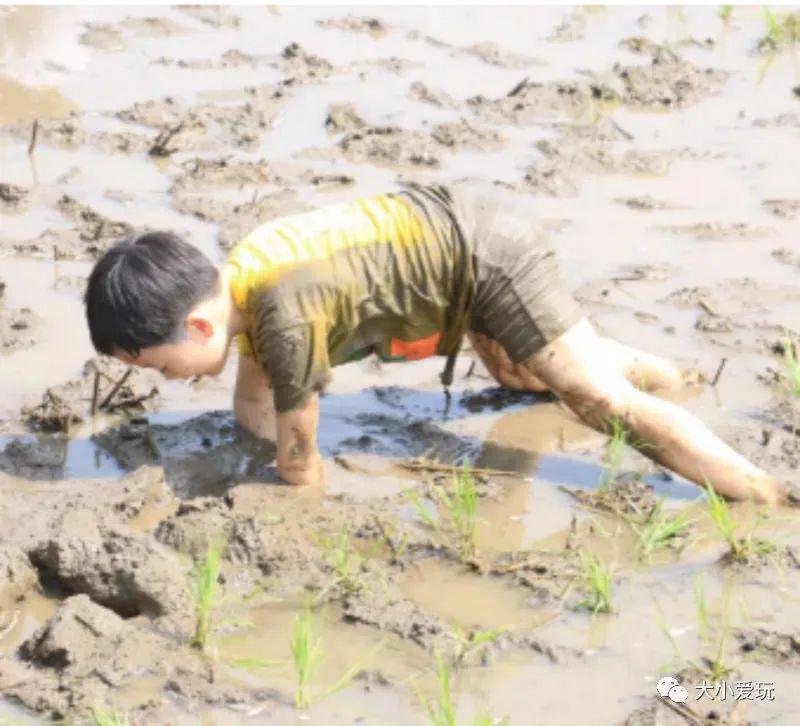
[704,483,775,563]
[634,500,692,562]
[780,334,800,397]
[290,605,378,710]
[599,415,629,491]
[417,648,456,726]
[92,708,131,726]
[189,538,225,651]
[406,464,481,561]
[575,552,614,614]
[315,525,373,602]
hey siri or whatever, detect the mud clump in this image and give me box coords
[13,195,134,260]
[342,595,447,649]
[28,509,193,631]
[737,628,800,665]
[340,125,443,168]
[22,357,160,433]
[408,81,459,109]
[118,92,286,154]
[0,544,38,606]
[0,436,68,480]
[325,103,504,169]
[324,103,368,134]
[56,194,134,251]
[423,35,542,68]
[0,182,29,212]
[2,594,265,720]
[317,15,388,37]
[764,199,800,219]
[615,48,729,109]
[525,136,668,197]
[619,36,662,57]
[0,306,39,353]
[93,411,277,498]
[772,247,800,268]
[720,543,800,571]
[156,48,271,70]
[91,130,153,155]
[460,387,545,413]
[173,188,310,250]
[487,549,582,605]
[467,80,591,125]
[658,221,773,242]
[280,42,334,82]
[1,117,86,149]
[178,5,242,29]
[615,195,677,211]
[550,11,586,42]
[79,16,187,51]
[172,157,272,195]
[431,119,505,150]
[561,480,658,519]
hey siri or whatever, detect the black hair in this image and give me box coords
[85,231,219,356]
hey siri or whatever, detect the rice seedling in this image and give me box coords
[704,483,775,563]
[448,625,505,667]
[416,647,507,726]
[417,648,456,726]
[697,578,734,681]
[634,500,693,563]
[440,466,480,560]
[189,538,224,651]
[406,464,481,561]
[598,415,629,491]
[188,538,266,653]
[759,9,800,54]
[575,552,614,614]
[779,334,800,397]
[695,573,710,645]
[92,707,131,726]
[290,606,377,711]
[315,525,371,601]
[719,5,732,23]
[291,606,321,710]
[659,576,736,681]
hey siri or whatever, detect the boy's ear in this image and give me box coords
[186,316,214,340]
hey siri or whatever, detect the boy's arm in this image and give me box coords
[233,353,277,441]
[275,393,325,486]
[526,319,783,503]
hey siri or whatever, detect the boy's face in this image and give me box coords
[114,317,228,379]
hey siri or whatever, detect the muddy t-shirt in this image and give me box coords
[225,184,473,412]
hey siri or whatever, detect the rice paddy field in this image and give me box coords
[1,5,800,725]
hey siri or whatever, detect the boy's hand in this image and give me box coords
[276,393,324,487]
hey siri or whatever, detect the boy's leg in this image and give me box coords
[469,330,692,393]
[524,318,784,504]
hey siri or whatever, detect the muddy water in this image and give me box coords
[2,4,800,725]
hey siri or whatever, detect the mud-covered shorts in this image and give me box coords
[445,181,584,363]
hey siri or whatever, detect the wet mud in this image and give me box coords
[21,357,160,434]
[2,5,800,724]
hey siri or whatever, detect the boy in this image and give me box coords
[85,181,786,503]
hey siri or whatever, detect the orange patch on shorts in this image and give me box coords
[390,331,441,360]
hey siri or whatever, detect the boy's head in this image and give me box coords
[85,231,230,379]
